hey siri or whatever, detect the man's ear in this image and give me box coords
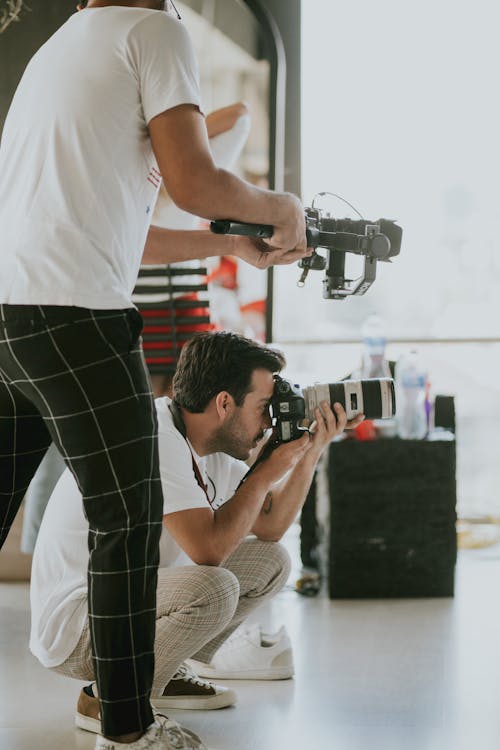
[214,391,234,421]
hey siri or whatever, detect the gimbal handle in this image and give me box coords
[211,219,320,249]
[210,220,273,239]
[210,219,323,250]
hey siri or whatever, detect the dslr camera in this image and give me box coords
[270,375,396,444]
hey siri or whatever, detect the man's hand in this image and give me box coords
[232,236,314,269]
[308,401,365,459]
[267,192,308,253]
[254,432,312,485]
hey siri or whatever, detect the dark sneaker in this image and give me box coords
[75,685,101,734]
[151,663,237,710]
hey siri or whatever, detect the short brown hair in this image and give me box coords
[172,332,285,413]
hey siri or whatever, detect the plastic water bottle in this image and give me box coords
[395,350,427,439]
[357,314,395,439]
[360,314,391,378]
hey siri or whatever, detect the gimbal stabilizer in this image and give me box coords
[210,193,402,299]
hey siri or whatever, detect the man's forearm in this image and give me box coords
[142,224,307,272]
[142,226,236,265]
[205,463,279,564]
[251,449,322,541]
[176,166,296,229]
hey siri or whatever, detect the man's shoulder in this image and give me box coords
[156,396,179,433]
[125,8,191,45]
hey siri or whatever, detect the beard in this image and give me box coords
[211,414,264,461]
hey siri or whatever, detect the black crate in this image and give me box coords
[328,438,457,598]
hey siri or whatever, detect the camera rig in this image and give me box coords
[210,193,402,300]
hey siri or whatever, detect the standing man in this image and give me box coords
[0,2,309,748]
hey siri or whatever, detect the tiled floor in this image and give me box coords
[2,539,500,750]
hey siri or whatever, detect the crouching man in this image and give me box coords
[29,331,362,735]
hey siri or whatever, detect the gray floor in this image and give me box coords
[2,543,500,750]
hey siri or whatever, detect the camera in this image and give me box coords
[210,192,402,299]
[270,375,396,444]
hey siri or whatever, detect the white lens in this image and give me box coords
[303,384,330,422]
[340,381,364,420]
[379,378,395,418]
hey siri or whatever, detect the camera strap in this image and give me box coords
[169,400,274,502]
[168,400,215,510]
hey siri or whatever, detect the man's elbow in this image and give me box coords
[190,542,227,567]
[191,552,225,567]
[165,169,220,219]
[253,528,284,543]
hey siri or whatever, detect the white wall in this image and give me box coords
[272,0,500,515]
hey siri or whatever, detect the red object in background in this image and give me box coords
[353,419,377,441]
[240,299,266,315]
[206,256,238,290]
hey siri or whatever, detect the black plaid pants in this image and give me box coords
[0,304,163,737]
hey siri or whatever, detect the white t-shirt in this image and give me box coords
[29,397,247,668]
[0,7,201,309]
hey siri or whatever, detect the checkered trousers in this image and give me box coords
[0,304,163,737]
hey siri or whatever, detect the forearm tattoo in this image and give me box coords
[262,492,273,515]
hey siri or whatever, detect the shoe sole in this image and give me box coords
[75,711,101,734]
[151,690,237,710]
[187,664,294,680]
[75,689,236,736]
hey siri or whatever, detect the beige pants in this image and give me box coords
[52,538,290,695]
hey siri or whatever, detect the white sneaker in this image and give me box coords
[187,624,294,680]
[95,713,207,749]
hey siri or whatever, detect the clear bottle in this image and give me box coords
[360,314,392,378]
[358,314,396,438]
[395,350,428,439]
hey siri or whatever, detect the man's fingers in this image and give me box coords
[345,414,365,429]
[332,402,349,430]
[263,246,313,266]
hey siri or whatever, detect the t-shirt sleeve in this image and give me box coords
[157,403,210,515]
[128,14,203,125]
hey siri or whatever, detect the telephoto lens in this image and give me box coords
[303,378,395,421]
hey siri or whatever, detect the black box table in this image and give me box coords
[328,438,457,598]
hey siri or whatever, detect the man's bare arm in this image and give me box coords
[143,227,233,264]
[148,104,307,254]
[162,434,311,566]
[251,404,364,540]
[142,226,313,268]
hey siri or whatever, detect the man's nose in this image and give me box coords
[263,411,272,429]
